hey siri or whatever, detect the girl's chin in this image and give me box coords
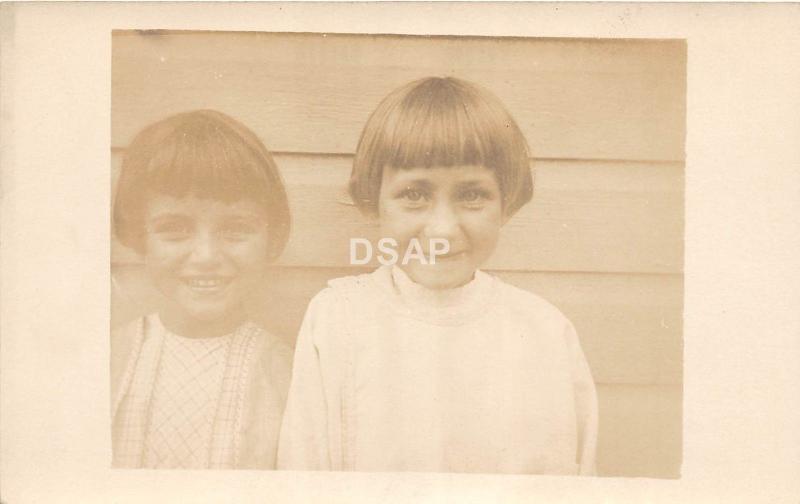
[420,278,472,290]
[403,265,476,290]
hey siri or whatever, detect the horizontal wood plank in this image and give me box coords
[112,32,686,161]
[111,264,682,386]
[499,270,683,387]
[596,384,682,478]
[111,152,684,274]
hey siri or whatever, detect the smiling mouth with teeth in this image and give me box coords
[183,277,231,292]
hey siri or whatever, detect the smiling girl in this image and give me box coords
[277,77,598,475]
[111,110,292,469]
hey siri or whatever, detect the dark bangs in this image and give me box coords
[381,78,512,170]
[144,117,273,203]
[350,77,533,216]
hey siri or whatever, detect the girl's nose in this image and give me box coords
[423,201,460,239]
[188,230,223,266]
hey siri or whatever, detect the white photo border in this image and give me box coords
[1,3,799,503]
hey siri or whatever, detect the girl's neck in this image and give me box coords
[389,265,483,309]
[157,305,247,339]
[366,265,495,327]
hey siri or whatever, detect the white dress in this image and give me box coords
[277,265,598,475]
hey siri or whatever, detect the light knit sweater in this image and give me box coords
[277,266,598,475]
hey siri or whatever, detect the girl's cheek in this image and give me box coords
[233,242,271,269]
[383,215,422,238]
[142,249,169,266]
[146,240,186,259]
[378,205,406,231]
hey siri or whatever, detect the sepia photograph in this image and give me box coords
[2,3,799,503]
[110,30,684,477]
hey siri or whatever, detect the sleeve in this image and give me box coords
[564,321,599,476]
[276,289,336,471]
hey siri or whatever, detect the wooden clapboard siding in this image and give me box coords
[498,271,683,387]
[596,383,682,478]
[111,152,684,274]
[111,32,684,478]
[111,264,682,386]
[112,32,686,161]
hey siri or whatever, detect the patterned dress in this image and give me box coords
[111,314,292,469]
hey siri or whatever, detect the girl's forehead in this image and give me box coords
[145,193,267,219]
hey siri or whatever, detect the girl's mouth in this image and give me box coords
[182,277,232,294]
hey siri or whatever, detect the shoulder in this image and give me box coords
[294,268,389,352]
[484,273,573,331]
[484,275,588,366]
[111,315,148,366]
[326,266,387,298]
[111,315,145,340]
[110,315,151,408]
[304,267,387,315]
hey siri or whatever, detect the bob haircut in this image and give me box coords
[113,109,291,262]
[349,77,533,217]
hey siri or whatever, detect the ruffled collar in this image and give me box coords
[367,265,496,326]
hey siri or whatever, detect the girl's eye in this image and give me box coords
[398,188,428,206]
[459,188,491,206]
[152,222,192,241]
[403,189,423,201]
[219,222,260,241]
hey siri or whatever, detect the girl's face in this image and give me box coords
[378,164,505,290]
[143,193,270,338]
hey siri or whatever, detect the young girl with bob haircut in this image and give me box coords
[278,77,598,475]
[112,109,292,469]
